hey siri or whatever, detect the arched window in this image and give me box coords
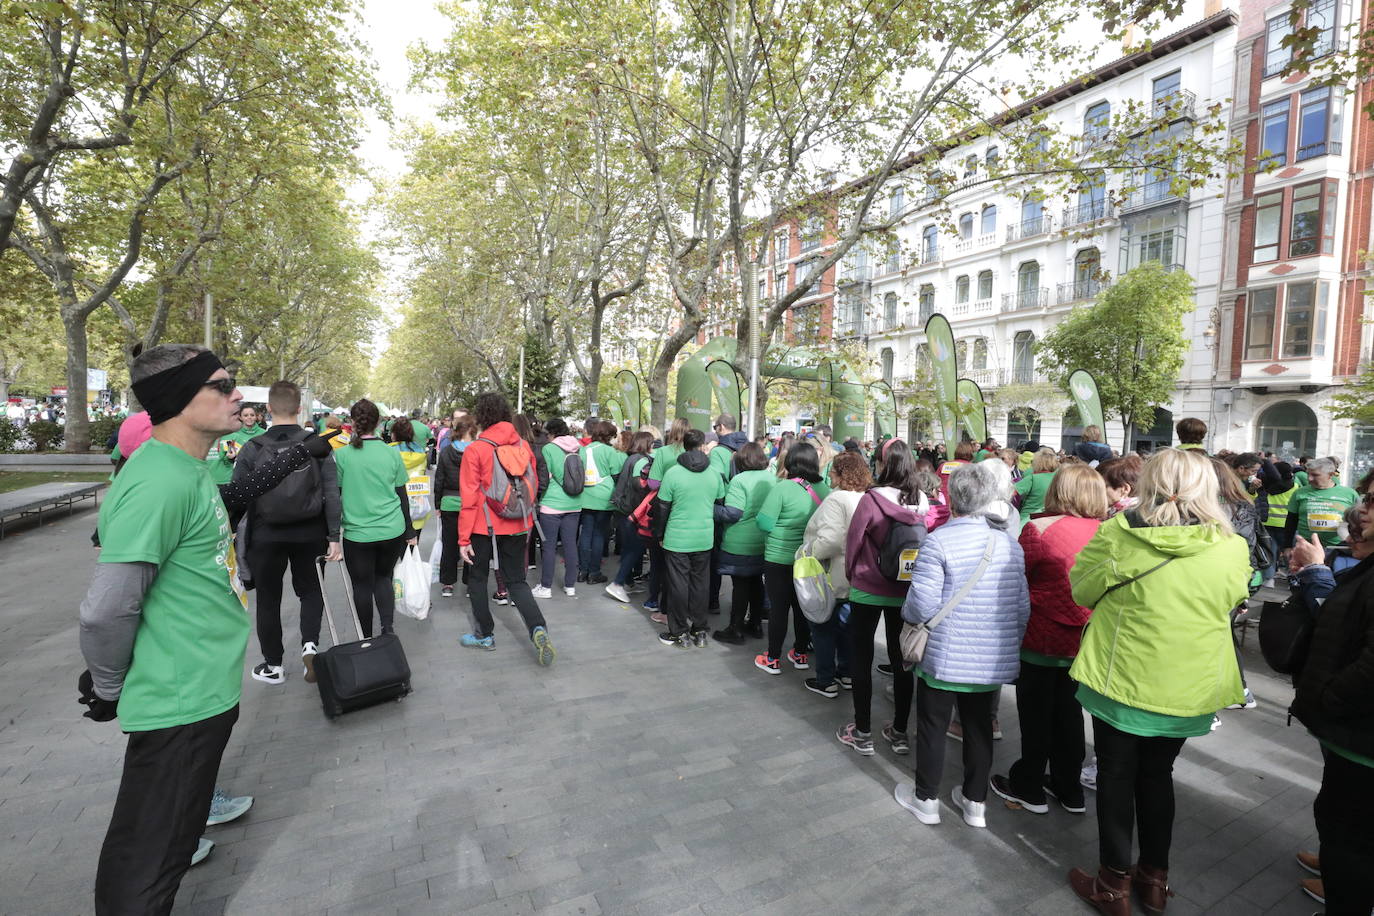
[914,342,932,374]
[964,155,978,177]
[956,339,969,372]
[955,275,970,304]
[1084,100,1111,139]
[1256,401,1319,461]
[1077,170,1107,221]
[889,186,904,221]
[921,224,938,260]
[977,270,993,301]
[883,291,898,325]
[1073,248,1101,300]
[1021,194,1044,227]
[958,212,975,239]
[1017,261,1040,308]
[918,284,935,321]
[1013,330,1036,383]
[972,337,988,370]
[980,204,997,236]
[985,146,1000,169]
[880,347,895,383]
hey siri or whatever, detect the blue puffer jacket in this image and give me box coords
[901,515,1030,685]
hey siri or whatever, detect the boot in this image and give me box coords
[712,626,746,644]
[1069,866,1132,916]
[1131,863,1174,914]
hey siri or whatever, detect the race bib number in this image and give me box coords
[1309,510,1340,531]
[406,476,432,497]
[896,548,920,582]
[226,543,249,610]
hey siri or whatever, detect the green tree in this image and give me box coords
[508,333,564,421]
[1035,263,1193,452]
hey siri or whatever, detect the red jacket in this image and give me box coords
[1018,514,1102,658]
[458,421,537,546]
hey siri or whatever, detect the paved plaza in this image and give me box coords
[0,506,1328,915]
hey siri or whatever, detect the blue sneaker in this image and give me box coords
[461,633,495,650]
[190,836,214,866]
[643,598,659,610]
[205,788,253,826]
[532,627,556,666]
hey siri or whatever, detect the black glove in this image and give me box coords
[302,432,331,459]
[78,669,118,722]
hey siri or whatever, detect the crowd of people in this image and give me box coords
[71,344,1372,916]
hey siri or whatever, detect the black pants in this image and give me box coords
[439,509,468,587]
[647,540,665,604]
[95,705,238,916]
[1315,746,1374,915]
[848,601,912,733]
[913,679,996,803]
[248,538,327,665]
[342,535,407,637]
[728,573,765,630]
[468,532,546,638]
[1091,716,1186,870]
[663,549,710,637]
[764,560,810,660]
[1008,661,1085,806]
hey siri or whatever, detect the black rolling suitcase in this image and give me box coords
[313,556,412,718]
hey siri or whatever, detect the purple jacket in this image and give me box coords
[845,487,928,598]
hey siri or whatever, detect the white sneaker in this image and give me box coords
[191,836,214,866]
[894,783,940,825]
[1079,760,1098,790]
[952,785,987,828]
[301,643,318,683]
[605,582,630,603]
[1226,688,1257,710]
[251,662,284,685]
[563,586,576,597]
[532,585,553,599]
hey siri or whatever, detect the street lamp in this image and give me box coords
[1203,306,1221,449]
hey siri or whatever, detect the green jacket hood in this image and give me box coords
[678,449,710,472]
[1113,512,1235,558]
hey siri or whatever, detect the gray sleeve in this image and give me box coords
[321,454,342,541]
[79,561,158,701]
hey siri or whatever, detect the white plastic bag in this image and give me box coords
[428,536,443,584]
[394,545,431,621]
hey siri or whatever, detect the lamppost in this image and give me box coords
[1203,306,1222,449]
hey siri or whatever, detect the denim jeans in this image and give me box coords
[538,511,579,588]
[577,508,612,576]
[613,516,646,586]
[809,600,850,686]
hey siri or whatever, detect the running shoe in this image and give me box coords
[836,675,853,690]
[690,630,709,648]
[532,585,552,599]
[803,678,838,698]
[992,717,1003,740]
[251,662,284,685]
[658,632,689,649]
[493,592,509,606]
[1042,776,1086,814]
[895,783,939,824]
[876,662,894,677]
[563,587,576,597]
[461,633,496,650]
[650,611,668,624]
[643,598,659,610]
[836,722,874,756]
[787,648,810,670]
[441,585,454,598]
[988,774,1048,814]
[882,724,911,755]
[754,654,781,675]
[604,582,630,603]
[1295,851,1320,876]
[532,627,556,666]
[190,837,214,866]
[1226,688,1257,710]
[952,785,987,828]
[206,788,254,826]
[1079,759,1098,790]
[301,642,317,684]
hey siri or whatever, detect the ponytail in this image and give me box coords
[349,398,380,448]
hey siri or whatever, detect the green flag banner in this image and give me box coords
[603,396,626,429]
[870,381,898,439]
[615,370,644,431]
[706,359,743,423]
[924,314,959,451]
[1068,369,1105,432]
[956,378,988,444]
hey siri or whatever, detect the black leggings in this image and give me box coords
[847,601,912,733]
[343,535,407,637]
[1091,716,1187,871]
[764,560,810,660]
[729,573,764,630]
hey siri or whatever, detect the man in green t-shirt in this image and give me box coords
[76,344,326,913]
[1285,456,1359,549]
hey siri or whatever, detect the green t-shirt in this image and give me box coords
[917,668,1000,693]
[1290,484,1359,546]
[1294,470,1309,488]
[1076,684,1213,738]
[757,478,821,565]
[578,442,627,512]
[333,438,409,542]
[720,469,775,557]
[648,443,684,483]
[1014,470,1056,522]
[540,442,583,512]
[658,459,726,552]
[1318,738,1374,770]
[849,587,904,607]
[411,422,432,451]
[1021,648,1074,668]
[98,439,250,732]
[207,424,264,486]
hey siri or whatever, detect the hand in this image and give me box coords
[407,537,419,547]
[1289,534,1324,573]
[301,432,331,459]
[77,670,117,722]
[459,543,474,565]
[325,541,343,562]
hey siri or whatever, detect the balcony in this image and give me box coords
[1296,139,1343,162]
[1057,279,1105,304]
[1002,287,1049,312]
[1076,130,1114,157]
[998,366,1047,386]
[1007,214,1053,242]
[837,265,872,286]
[1062,200,1114,229]
[1151,89,1197,122]
[1120,185,1183,213]
[965,368,995,387]
[833,317,865,338]
[907,246,940,269]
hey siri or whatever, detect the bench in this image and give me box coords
[0,482,105,538]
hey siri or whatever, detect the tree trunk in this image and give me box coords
[648,318,701,429]
[62,310,91,451]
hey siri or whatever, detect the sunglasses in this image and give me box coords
[202,377,238,396]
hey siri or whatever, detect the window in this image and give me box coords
[1084,101,1111,140]
[1257,401,1318,461]
[889,186,905,221]
[885,236,901,273]
[1296,87,1339,160]
[977,270,993,300]
[955,339,968,373]
[1289,183,1323,257]
[1245,287,1277,359]
[1018,261,1040,295]
[1254,192,1282,262]
[958,212,974,239]
[800,215,823,252]
[1264,14,1293,77]
[883,291,898,325]
[918,284,935,321]
[985,146,999,170]
[773,230,789,264]
[1076,171,1106,221]
[1282,281,1317,357]
[795,258,821,289]
[921,224,938,260]
[972,338,988,370]
[964,155,978,178]
[955,275,970,304]
[881,348,894,383]
[1260,99,1290,167]
[1075,248,1100,282]
[1122,211,1186,273]
[1021,195,1043,223]
[836,293,862,335]
[1310,0,1338,57]
[1136,228,1177,268]
[794,305,821,340]
[1012,331,1036,383]
[980,204,997,236]
[1151,70,1181,113]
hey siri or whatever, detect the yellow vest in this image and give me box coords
[1265,484,1298,528]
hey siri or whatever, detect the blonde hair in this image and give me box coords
[665,418,690,447]
[1135,448,1233,532]
[1043,463,1108,519]
[1031,447,1060,474]
[638,423,663,443]
[1082,424,1103,443]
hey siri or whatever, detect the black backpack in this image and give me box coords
[874,495,928,582]
[611,454,651,514]
[559,450,586,497]
[252,430,324,524]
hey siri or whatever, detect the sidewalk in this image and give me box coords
[0,513,1324,915]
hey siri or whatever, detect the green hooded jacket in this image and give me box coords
[1069,512,1250,718]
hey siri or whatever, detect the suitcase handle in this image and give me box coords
[315,554,366,645]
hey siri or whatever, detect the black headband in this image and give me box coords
[132,351,226,424]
